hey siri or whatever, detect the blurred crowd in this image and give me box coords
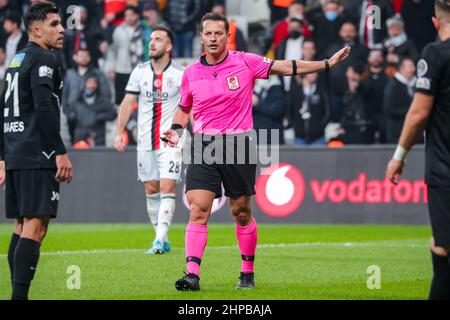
[0,0,437,147]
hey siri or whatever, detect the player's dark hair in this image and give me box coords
[5,12,22,28]
[152,25,175,44]
[24,1,59,33]
[201,12,229,33]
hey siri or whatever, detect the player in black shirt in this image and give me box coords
[386,0,450,300]
[0,2,73,300]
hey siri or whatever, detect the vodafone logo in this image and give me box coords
[256,163,428,219]
[255,163,306,217]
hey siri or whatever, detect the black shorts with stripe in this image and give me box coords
[5,169,60,219]
[185,133,257,198]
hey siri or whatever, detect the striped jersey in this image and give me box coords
[125,60,184,151]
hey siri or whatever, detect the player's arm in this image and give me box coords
[114,93,138,152]
[31,51,72,183]
[386,93,434,184]
[270,46,351,76]
[0,84,6,185]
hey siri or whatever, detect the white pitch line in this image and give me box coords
[0,240,427,258]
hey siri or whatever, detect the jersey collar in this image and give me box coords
[150,60,172,74]
[200,51,229,66]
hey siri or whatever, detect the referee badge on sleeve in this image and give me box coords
[227,75,240,90]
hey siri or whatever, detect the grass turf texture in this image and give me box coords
[0,224,432,300]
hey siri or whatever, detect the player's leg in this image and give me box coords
[429,238,450,299]
[7,219,23,287]
[427,186,450,299]
[138,150,162,253]
[155,148,183,253]
[144,181,160,235]
[229,195,257,289]
[175,189,216,291]
[154,179,176,253]
[12,216,50,300]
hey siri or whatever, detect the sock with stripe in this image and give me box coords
[236,219,258,274]
[146,193,160,235]
[8,233,20,286]
[185,223,208,276]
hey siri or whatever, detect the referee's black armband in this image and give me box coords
[171,123,184,136]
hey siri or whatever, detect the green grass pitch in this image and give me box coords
[0,224,432,300]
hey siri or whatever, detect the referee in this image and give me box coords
[0,2,72,300]
[386,0,450,300]
[163,12,350,291]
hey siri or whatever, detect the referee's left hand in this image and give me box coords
[55,154,73,183]
[329,46,352,69]
[386,159,405,185]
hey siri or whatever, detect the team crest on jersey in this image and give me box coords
[227,76,240,90]
[154,79,162,88]
[9,53,25,68]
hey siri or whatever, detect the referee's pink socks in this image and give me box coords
[185,223,208,276]
[236,219,258,274]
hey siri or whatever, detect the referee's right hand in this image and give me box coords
[162,129,180,148]
[55,154,73,183]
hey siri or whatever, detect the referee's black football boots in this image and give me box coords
[236,272,255,289]
[175,272,200,291]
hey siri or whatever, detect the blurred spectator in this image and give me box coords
[301,38,316,60]
[384,57,416,144]
[101,0,127,30]
[141,1,168,61]
[362,49,388,142]
[0,46,5,91]
[63,49,112,143]
[275,16,305,91]
[3,12,27,67]
[401,0,437,54]
[264,0,311,56]
[392,0,405,14]
[307,0,347,57]
[212,3,247,52]
[72,75,116,146]
[326,21,368,121]
[165,0,201,58]
[268,0,295,25]
[0,0,21,45]
[288,73,329,145]
[384,15,419,74]
[253,76,286,145]
[63,5,105,69]
[340,62,375,144]
[106,5,144,105]
[358,0,394,49]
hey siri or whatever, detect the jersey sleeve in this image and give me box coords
[30,50,58,90]
[125,66,141,95]
[243,52,274,80]
[415,44,444,96]
[178,69,193,111]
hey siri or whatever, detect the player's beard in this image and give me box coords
[150,50,165,61]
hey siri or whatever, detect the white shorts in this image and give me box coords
[137,148,182,182]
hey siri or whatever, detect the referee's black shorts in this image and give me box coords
[185,133,257,198]
[5,169,60,219]
[428,186,450,247]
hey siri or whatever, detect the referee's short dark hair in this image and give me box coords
[201,12,229,33]
[152,25,175,44]
[24,1,59,33]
